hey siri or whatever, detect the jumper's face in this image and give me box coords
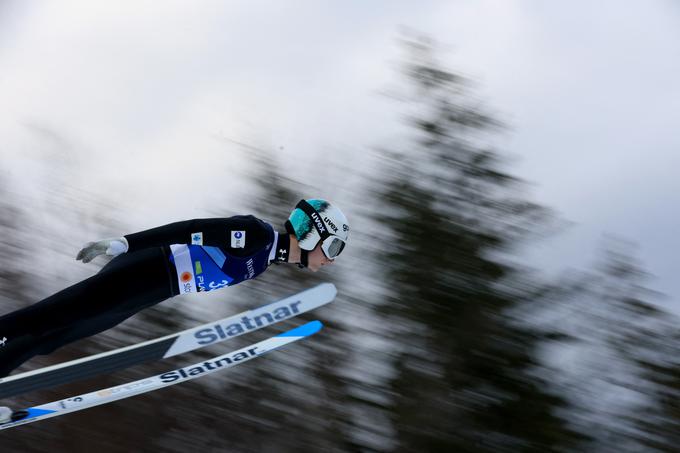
[307,244,334,272]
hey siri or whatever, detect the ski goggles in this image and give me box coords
[321,236,346,260]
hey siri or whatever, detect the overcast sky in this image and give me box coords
[1,1,679,307]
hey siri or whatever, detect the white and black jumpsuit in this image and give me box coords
[0,215,291,377]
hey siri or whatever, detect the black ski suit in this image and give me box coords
[0,216,290,377]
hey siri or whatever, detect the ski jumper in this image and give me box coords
[0,215,291,377]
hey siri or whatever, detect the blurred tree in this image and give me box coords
[533,239,680,452]
[126,143,359,453]
[238,146,402,451]
[364,34,587,451]
[636,359,680,451]
[234,145,359,451]
[0,178,33,310]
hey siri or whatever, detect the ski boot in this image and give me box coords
[0,406,12,424]
[0,406,29,425]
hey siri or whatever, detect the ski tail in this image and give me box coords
[0,321,324,430]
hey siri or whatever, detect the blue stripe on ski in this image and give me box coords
[277,320,323,337]
[23,408,57,419]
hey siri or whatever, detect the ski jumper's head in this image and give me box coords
[285,199,349,271]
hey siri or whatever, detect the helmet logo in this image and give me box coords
[310,212,327,235]
[324,216,339,233]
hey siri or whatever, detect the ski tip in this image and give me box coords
[277,320,323,338]
[319,282,337,297]
[306,282,336,299]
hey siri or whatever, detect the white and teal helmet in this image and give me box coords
[285,199,349,260]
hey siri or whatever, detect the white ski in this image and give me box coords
[0,283,336,398]
[0,320,323,430]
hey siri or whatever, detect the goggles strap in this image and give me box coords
[298,249,309,269]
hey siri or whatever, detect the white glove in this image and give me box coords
[76,237,129,263]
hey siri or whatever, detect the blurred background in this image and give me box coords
[1,1,679,451]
